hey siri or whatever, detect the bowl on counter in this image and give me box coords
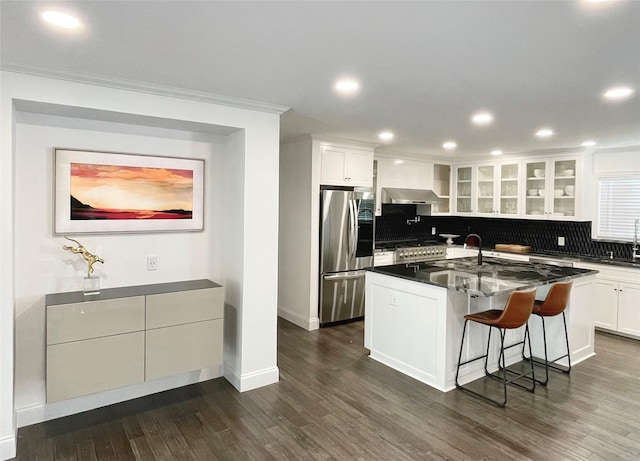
[554,189,564,197]
[528,188,538,196]
[533,169,545,178]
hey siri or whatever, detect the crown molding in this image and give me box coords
[1,61,290,115]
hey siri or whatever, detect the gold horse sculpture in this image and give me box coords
[63,236,105,278]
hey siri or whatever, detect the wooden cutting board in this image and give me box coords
[494,244,531,253]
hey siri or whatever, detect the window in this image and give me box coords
[596,175,640,241]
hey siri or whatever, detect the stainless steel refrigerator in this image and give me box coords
[319,188,375,326]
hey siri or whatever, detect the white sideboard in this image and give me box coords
[46,279,223,403]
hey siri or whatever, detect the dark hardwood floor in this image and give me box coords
[13,319,640,460]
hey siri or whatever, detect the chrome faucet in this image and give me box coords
[406,216,421,225]
[633,218,640,260]
[464,233,483,265]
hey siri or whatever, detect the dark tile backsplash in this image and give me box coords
[375,215,634,259]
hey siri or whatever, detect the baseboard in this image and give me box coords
[278,306,319,331]
[0,433,16,461]
[224,364,279,392]
[16,364,224,428]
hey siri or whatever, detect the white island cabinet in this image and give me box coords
[364,260,597,392]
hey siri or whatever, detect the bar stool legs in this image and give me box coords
[523,310,572,386]
[455,320,536,407]
[522,281,573,386]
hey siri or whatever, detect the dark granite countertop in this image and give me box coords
[524,250,640,269]
[368,256,598,297]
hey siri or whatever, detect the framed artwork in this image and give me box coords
[54,148,204,234]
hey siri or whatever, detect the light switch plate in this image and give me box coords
[558,236,565,246]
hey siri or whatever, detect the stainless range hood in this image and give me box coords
[381,187,441,204]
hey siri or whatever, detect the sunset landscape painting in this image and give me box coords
[70,163,194,220]
[54,149,204,234]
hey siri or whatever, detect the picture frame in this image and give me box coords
[54,148,205,234]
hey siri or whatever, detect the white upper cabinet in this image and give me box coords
[524,157,579,220]
[432,164,451,214]
[377,157,431,189]
[452,155,580,220]
[475,162,521,217]
[374,157,451,216]
[320,144,373,187]
[454,165,474,214]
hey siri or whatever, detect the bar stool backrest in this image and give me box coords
[537,280,573,316]
[496,288,536,329]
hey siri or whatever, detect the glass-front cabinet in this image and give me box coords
[498,162,520,216]
[524,158,577,219]
[475,162,520,216]
[455,166,473,214]
[476,164,495,215]
[432,164,451,214]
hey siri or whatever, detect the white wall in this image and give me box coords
[13,116,226,418]
[593,147,640,173]
[278,137,319,330]
[1,71,282,460]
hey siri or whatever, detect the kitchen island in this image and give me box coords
[364,257,598,392]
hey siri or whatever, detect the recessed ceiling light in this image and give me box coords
[471,112,493,125]
[334,78,360,95]
[490,150,503,156]
[603,86,634,100]
[536,128,553,138]
[581,140,597,147]
[442,141,457,150]
[41,10,81,29]
[378,131,394,141]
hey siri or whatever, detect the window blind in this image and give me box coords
[597,176,640,241]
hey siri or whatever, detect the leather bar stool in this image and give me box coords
[455,287,536,407]
[523,280,573,386]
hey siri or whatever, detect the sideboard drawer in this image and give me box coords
[146,287,223,329]
[47,296,145,345]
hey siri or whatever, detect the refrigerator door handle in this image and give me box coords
[348,199,357,260]
[353,199,360,260]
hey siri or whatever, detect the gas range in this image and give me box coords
[376,239,447,263]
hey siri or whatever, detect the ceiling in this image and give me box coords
[2,0,639,159]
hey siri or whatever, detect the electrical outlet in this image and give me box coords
[432,227,436,235]
[147,255,158,271]
[558,236,565,247]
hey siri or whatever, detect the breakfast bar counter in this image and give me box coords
[364,257,597,392]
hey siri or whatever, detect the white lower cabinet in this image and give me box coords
[576,263,640,339]
[46,280,224,402]
[615,281,640,337]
